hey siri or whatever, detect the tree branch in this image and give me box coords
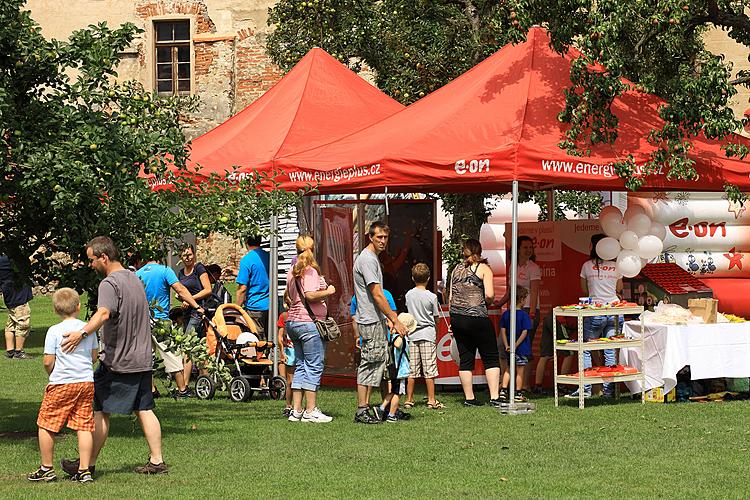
[705,0,750,33]
[730,75,750,86]
[634,27,659,60]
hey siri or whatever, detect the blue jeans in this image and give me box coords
[185,310,203,337]
[286,321,325,392]
[582,315,623,393]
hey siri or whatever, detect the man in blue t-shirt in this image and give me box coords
[235,235,270,339]
[136,255,203,398]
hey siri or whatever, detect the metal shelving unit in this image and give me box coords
[553,306,645,409]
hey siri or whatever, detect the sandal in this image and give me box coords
[427,400,445,410]
[403,401,415,409]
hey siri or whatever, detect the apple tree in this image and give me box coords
[0,0,301,304]
[529,0,749,203]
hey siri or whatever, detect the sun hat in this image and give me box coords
[397,312,418,335]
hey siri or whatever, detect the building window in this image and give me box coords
[154,20,191,96]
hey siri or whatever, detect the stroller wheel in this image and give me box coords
[268,376,287,401]
[229,376,252,402]
[195,375,215,400]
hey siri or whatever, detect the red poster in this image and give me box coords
[435,309,503,385]
[320,208,357,380]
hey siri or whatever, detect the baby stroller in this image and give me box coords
[194,303,286,403]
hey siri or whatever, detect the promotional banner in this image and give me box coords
[320,207,357,378]
[629,193,750,224]
[435,309,502,385]
[503,219,602,316]
[658,251,748,278]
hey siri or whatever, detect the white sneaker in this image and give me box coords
[288,410,303,422]
[301,407,333,423]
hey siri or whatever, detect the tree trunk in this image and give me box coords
[449,192,488,242]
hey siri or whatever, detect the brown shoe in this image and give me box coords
[134,461,168,474]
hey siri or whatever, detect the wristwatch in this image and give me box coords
[80,329,89,339]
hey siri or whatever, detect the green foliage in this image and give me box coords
[535,0,750,202]
[518,190,604,221]
[151,319,231,387]
[0,0,302,300]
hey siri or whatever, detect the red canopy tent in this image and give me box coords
[274,27,750,194]
[145,47,404,188]
[272,28,750,403]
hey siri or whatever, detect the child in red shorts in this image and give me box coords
[28,288,98,483]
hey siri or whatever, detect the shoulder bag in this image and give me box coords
[294,277,341,342]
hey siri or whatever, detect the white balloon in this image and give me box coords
[619,230,639,250]
[623,205,647,224]
[637,235,664,260]
[616,250,642,278]
[628,213,652,237]
[599,205,623,220]
[601,213,627,238]
[649,222,667,241]
[596,237,621,261]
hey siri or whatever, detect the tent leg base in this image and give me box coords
[497,402,536,415]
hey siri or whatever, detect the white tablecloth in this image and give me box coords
[620,322,750,393]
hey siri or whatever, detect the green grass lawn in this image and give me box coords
[1,296,750,498]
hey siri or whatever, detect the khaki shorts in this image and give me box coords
[152,336,184,373]
[409,340,439,379]
[356,321,388,387]
[5,303,31,338]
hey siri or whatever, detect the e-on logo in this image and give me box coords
[454,158,490,175]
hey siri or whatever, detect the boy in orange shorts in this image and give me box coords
[28,288,98,483]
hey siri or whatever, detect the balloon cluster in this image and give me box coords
[596,205,666,278]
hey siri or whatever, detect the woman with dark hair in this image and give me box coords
[448,239,501,406]
[497,235,541,327]
[178,245,212,335]
[566,233,623,399]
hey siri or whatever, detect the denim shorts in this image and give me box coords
[286,321,325,392]
[502,351,531,366]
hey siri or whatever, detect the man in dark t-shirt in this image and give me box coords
[0,255,34,359]
[59,237,171,477]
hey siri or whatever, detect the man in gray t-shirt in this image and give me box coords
[352,222,406,425]
[60,237,170,476]
[97,270,152,372]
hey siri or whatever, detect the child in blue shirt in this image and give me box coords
[500,286,533,403]
[381,312,415,422]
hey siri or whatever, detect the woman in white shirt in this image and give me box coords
[566,233,623,399]
[497,236,541,324]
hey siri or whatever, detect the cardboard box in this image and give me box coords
[688,298,718,324]
[644,386,676,403]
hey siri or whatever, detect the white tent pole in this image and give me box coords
[509,180,519,407]
[269,214,279,377]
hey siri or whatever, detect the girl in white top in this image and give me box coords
[567,234,624,399]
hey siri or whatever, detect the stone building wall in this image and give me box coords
[703,29,750,137]
[26,0,281,140]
